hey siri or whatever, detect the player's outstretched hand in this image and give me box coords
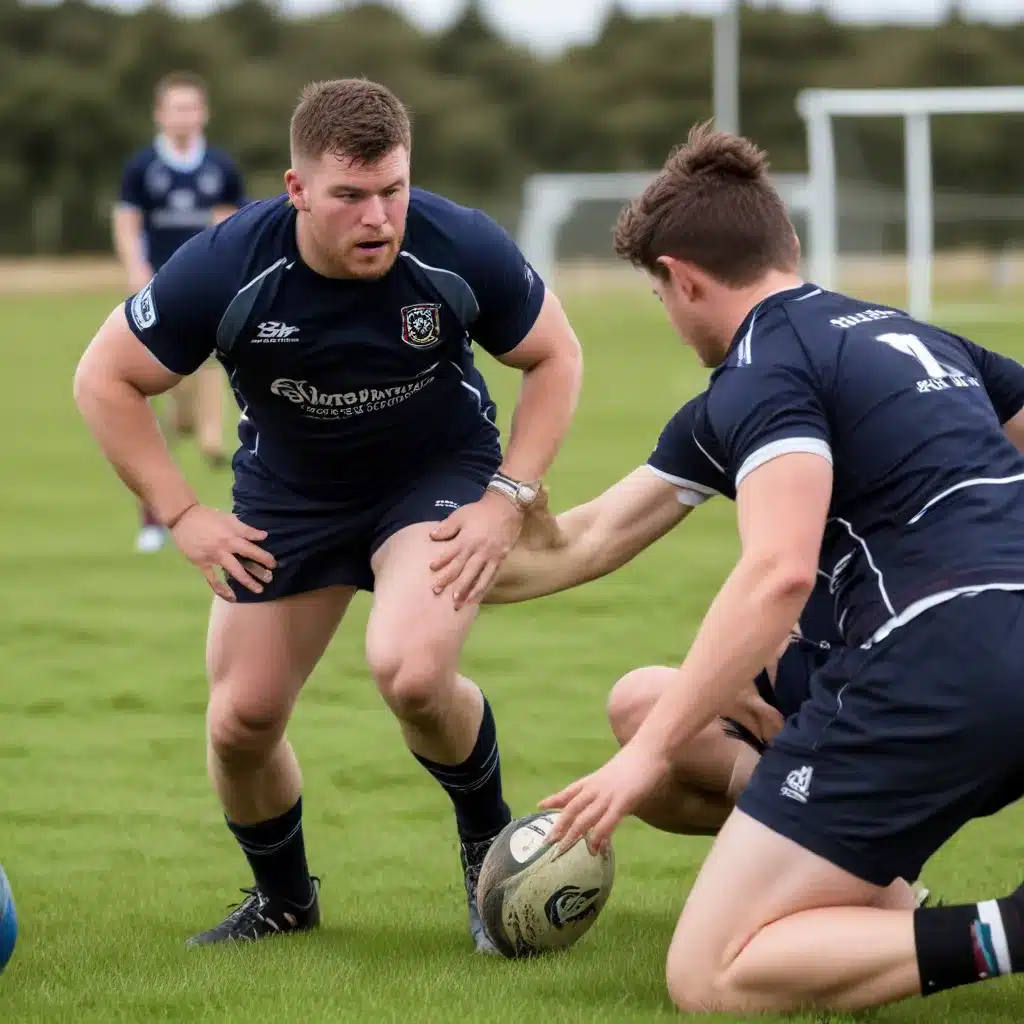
[540,741,672,855]
[169,504,276,602]
[429,490,524,610]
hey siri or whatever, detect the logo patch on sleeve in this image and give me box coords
[130,281,158,330]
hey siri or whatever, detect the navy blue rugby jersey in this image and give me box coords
[119,136,245,270]
[124,190,546,493]
[647,392,841,647]
[692,282,1024,647]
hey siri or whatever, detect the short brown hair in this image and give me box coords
[154,71,207,103]
[290,79,412,164]
[614,121,798,287]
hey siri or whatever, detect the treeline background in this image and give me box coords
[4,0,1024,255]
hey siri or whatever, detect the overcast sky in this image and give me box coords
[52,0,1024,49]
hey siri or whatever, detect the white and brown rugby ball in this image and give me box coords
[476,811,615,958]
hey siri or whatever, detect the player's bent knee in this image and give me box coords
[370,649,452,721]
[666,945,735,1015]
[206,685,290,758]
[606,666,675,745]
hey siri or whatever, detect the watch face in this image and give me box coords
[519,483,539,504]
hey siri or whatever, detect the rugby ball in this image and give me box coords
[476,811,614,958]
[0,865,17,973]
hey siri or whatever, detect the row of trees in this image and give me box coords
[4,0,1024,253]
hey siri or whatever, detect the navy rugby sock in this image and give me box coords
[413,697,511,841]
[915,883,1024,995]
[226,797,315,908]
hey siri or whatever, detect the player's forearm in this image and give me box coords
[112,227,149,281]
[487,540,599,603]
[500,344,582,482]
[111,212,150,283]
[632,556,813,757]
[486,499,636,603]
[74,374,197,525]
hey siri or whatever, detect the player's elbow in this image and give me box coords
[749,551,817,608]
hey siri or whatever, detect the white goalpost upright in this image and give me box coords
[797,86,1024,321]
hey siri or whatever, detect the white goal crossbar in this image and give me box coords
[518,171,812,287]
[797,86,1024,319]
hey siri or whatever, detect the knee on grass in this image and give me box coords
[607,666,674,745]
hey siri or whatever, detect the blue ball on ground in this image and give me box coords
[0,865,17,973]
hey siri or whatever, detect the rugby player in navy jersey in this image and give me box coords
[115,71,245,552]
[479,398,930,910]
[480,395,837,833]
[539,122,1024,1014]
[75,78,582,952]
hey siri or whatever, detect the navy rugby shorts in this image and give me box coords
[226,440,500,600]
[754,634,833,720]
[740,591,1024,886]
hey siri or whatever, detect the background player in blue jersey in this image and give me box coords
[114,71,245,552]
[540,123,1024,1015]
[75,79,583,952]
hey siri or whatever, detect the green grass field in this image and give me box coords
[3,288,1024,1022]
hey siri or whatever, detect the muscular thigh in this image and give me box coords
[207,586,355,721]
[365,442,498,673]
[366,523,478,677]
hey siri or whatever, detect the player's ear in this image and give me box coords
[660,256,699,303]
[284,169,308,212]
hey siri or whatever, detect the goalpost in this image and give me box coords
[518,2,744,285]
[797,86,1024,320]
[517,172,812,287]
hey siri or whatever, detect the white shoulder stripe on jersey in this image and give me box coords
[737,285,823,365]
[645,464,719,507]
[907,472,1024,525]
[735,436,832,488]
[691,430,726,474]
[399,251,481,319]
[737,305,760,366]
[236,257,289,296]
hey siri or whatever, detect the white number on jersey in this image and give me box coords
[875,332,950,379]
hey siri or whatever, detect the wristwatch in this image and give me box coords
[486,471,541,511]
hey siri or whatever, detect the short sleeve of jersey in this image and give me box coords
[960,337,1024,423]
[118,155,148,210]
[123,230,228,375]
[707,354,833,489]
[646,396,728,506]
[463,211,546,356]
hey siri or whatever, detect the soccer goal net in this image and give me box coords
[797,87,1024,321]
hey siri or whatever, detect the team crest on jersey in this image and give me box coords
[401,303,442,349]
[197,166,223,197]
